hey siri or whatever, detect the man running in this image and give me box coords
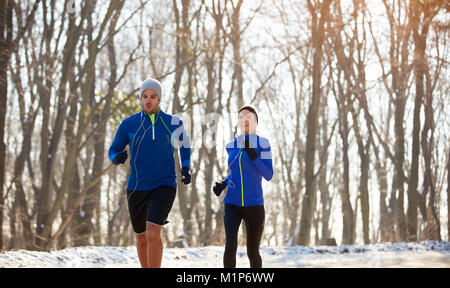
[109,78,191,268]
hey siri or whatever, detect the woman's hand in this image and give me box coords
[213,181,227,196]
[244,139,258,160]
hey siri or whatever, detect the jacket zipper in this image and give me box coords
[239,150,244,206]
[150,114,155,140]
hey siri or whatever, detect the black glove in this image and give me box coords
[181,166,191,185]
[112,150,128,165]
[213,181,227,197]
[244,139,258,160]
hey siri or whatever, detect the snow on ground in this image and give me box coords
[0,241,449,268]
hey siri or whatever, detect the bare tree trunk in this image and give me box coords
[9,49,40,249]
[7,27,37,249]
[374,143,393,242]
[172,0,198,246]
[35,3,91,248]
[172,0,190,114]
[0,0,40,251]
[108,171,129,246]
[330,50,354,245]
[338,109,354,245]
[406,0,423,242]
[355,0,371,245]
[73,0,124,247]
[406,74,421,241]
[202,52,216,246]
[0,0,10,250]
[393,91,407,242]
[231,0,244,108]
[318,100,331,243]
[353,81,371,246]
[297,0,333,246]
[421,66,440,241]
[380,0,412,243]
[8,196,18,249]
[447,150,449,241]
[408,0,444,243]
[210,0,226,245]
[68,166,81,246]
[352,113,370,244]
[71,9,96,247]
[281,50,305,245]
[37,0,121,249]
[330,0,371,244]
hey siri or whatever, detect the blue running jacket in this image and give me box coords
[223,134,273,206]
[109,109,190,191]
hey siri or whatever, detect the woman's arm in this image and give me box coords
[251,138,273,181]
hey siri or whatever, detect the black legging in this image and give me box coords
[223,203,265,268]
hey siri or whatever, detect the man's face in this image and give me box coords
[141,89,159,114]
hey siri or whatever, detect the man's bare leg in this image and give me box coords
[135,232,149,268]
[146,222,163,268]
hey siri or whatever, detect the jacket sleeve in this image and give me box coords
[251,138,273,181]
[108,120,129,163]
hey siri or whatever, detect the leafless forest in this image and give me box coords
[0,0,448,251]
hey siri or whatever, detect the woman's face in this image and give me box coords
[238,109,257,134]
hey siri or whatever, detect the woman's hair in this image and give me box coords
[238,105,258,123]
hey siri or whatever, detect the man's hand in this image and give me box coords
[112,150,128,165]
[213,181,227,197]
[181,167,191,185]
[244,139,258,160]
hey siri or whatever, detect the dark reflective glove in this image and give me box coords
[244,139,258,160]
[181,166,191,185]
[213,181,227,197]
[112,150,128,165]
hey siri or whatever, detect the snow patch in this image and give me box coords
[0,241,448,268]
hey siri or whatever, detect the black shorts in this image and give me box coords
[126,185,176,234]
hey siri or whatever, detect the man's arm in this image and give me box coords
[108,121,129,163]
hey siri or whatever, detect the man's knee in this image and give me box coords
[135,232,147,247]
[146,222,162,242]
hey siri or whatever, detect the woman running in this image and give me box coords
[213,105,273,268]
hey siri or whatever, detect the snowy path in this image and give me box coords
[0,241,449,268]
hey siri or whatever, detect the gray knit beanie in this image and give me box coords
[140,78,162,100]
